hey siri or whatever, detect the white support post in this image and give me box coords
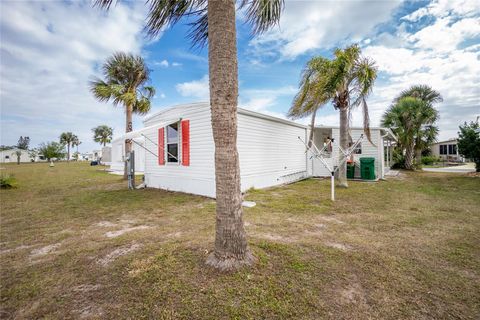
[331,172,335,201]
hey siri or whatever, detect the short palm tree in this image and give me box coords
[90,52,155,178]
[92,125,113,147]
[13,150,22,165]
[94,0,284,271]
[382,96,439,170]
[288,44,377,187]
[59,132,77,161]
[393,85,442,162]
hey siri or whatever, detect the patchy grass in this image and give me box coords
[1,162,479,319]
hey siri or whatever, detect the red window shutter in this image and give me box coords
[158,128,165,165]
[181,120,190,166]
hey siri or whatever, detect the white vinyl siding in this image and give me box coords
[143,104,216,197]
[237,111,308,191]
[141,103,308,197]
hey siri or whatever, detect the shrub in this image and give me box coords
[0,174,17,189]
[421,156,440,165]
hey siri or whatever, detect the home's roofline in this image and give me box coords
[141,102,399,134]
[142,101,308,129]
[237,107,307,129]
[143,102,209,122]
[0,147,28,152]
[433,138,458,144]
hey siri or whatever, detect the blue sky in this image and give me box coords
[1,0,479,152]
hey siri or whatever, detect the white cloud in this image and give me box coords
[0,1,155,151]
[402,0,480,21]
[360,1,480,141]
[248,0,403,60]
[239,86,297,119]
[175,75,210,100]
[153,60,182,68]
[408,17,480,52]
[159,93,166,99]
[155,59,169,67]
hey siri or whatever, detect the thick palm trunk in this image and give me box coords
[67,144,70,162]
[415,148,422,165]
[307,109,317,147]
[205,0,254,272]
[405,143,415,170]
[338,106,349,187]
[124,104,133,179]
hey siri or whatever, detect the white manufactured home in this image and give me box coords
[110,102,395,197]
[0,148,32,163]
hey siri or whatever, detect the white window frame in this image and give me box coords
[165,122,181,165]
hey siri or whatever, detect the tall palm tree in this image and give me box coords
[94,0,284,271]
[59,132,77,161]
[288,45,377,187]
[72,136,81,154]
[394,85,442,162]
[381,96,439,170]
[90,52,155,178]
[92,125,113,147]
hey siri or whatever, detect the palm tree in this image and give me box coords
[90,52,155,178]
[288,57,331,147]
[59,132,77,161]
[72,137,81,161]
[381,96,439,170]
[393,85,442,162]
[94,0,284,271]
[13,150,22,165]
[288,45,377,187]
[92,125,113,147]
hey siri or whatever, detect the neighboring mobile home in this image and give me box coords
[0,148,35,163]
[111,102,395,197]
[431,139,464,162]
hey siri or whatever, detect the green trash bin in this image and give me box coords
[360,157,376,180]
[347,163,355,179]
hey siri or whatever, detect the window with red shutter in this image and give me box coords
[181,120,190,166]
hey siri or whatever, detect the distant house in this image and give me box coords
[0,148,42,163]
[101,146,112,165]
[431,139,463,162]
[79,149,103,161]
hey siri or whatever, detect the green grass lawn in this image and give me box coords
[1,162,479,319]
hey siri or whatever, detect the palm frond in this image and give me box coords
[90,78,113,102]
[93,0,115,10]
[145,0,207,38]
[361,97,373,145]
[240,0,285,35]
[133,97,152,115]
[288,56,332,119]
[187,11,208,48]
[142,86,156,99]
[394,84,443,105]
